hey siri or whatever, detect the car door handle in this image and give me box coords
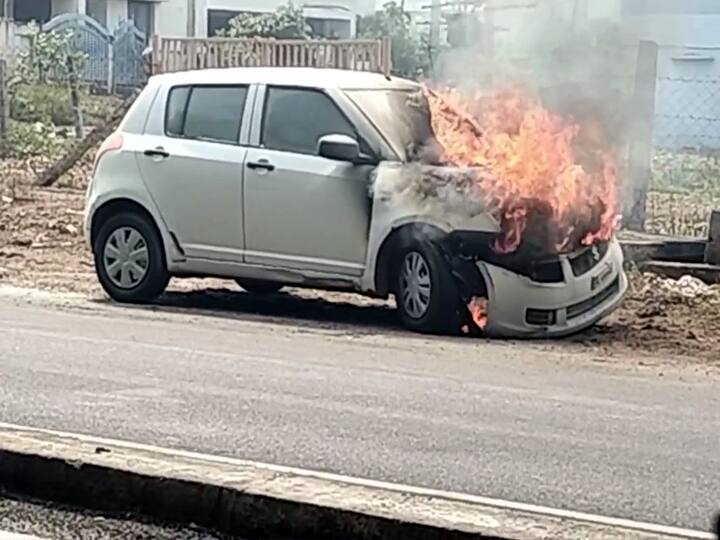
[247,160,275,172]
[144,148,170,158]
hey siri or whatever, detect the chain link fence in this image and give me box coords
[654,76,720,150]
[647,46,720,238]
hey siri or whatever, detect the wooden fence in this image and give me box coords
[150,36,392,76]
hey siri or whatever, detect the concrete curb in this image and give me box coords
[0,424,713,540]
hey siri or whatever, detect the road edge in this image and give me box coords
[0,423,713,540]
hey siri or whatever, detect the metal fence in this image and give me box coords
[652,44,720,151]
[654,76,720,150]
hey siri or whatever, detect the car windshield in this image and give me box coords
[345,88,436,162]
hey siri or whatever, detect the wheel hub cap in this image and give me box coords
[103,226,149,289]
[400,251,431,319]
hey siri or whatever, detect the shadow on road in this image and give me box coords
[105,287,404,334]
[93,285,601,343]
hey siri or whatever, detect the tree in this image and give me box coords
[216,2,310,39]
[357,2,424,78]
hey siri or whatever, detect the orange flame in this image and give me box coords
[467,297,488,331]
[425,87,619,254]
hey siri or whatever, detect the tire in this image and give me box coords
[236,279,283,295]
[394,241,461,334]
[93,211,169,304]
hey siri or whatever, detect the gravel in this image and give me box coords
[0,496,239,540]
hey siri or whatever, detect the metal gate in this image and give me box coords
[43,13,111,86]
[113,21,146,88]
[42,13,147,91]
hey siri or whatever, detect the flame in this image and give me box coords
[425,87,619,254]
[467,297,488,331]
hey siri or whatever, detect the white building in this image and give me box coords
[2,0,376,38]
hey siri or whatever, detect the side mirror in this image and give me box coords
[318,134,362,163]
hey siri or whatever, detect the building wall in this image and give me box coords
[52,0,126,28]
[155,0,188,36]
[620,0,720,148]
[201,0,373,37]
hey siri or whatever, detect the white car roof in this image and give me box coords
[153,67,419,91]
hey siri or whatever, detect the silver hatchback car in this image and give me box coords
[84,67,627,336]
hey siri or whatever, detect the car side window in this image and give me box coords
[261,87,357,155]
[165,85,248,144]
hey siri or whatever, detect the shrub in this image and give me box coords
[217,2,310,39]
[11,84,77,125]
[6,121,66,159]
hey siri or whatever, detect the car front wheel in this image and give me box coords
[93,212,169,304]
[395,242,461,334]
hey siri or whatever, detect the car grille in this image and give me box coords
[528,259,564,283]
[569,242,609,277]
[567,276,620,320]
[446,232,566,283]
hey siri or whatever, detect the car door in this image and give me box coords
[135,83,254,262]
[243,85,374,276]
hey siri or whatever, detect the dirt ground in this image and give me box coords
[2,155,719,366]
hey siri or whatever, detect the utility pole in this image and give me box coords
[187,0,196,37]
[430,0,441,50]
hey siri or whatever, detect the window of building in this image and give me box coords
[207,9,249,36]
[261,87,357,155]
[306,17,351,39]
[129,0,154,37]
[87,0,107,27]
[13,0,51,23]
[165,85,249,144]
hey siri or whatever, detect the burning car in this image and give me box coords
[84,67,626,336]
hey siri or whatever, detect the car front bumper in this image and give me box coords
[477,238,627,338]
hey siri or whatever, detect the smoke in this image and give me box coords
[431,2,642,148]
[372,161,489,218]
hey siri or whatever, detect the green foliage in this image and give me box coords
[17,22,88,85]
[652,150,720,196]
[645,150,720,238]
[6,121,66,159]
[11,84,77,125]
[216,2,310,39]
[11,83,120,126]
[358,2,424,78]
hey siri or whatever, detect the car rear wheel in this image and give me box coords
[93,212,169,304]
[395,242,461,334]
[236,279,284,295]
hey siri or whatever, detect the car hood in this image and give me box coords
[370,161,501,234]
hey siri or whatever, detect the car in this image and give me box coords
[83,67,627,336]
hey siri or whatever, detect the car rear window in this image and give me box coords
[165,85,248,144]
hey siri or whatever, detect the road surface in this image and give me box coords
[0,496,230,539]
[0,293,718,532]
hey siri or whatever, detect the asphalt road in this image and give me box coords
[0,294,718,532]
[0,496,232,539]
